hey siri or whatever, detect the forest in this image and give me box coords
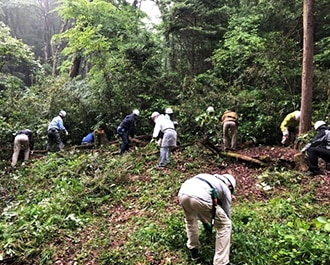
[1,0,330,264]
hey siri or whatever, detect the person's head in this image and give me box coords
[59,110,66,118]
[165,108,173,114]
[295,111,301,120]
[206,106,214,113]
[132,109,140,116]
[151,111,160,122]
[314,120,327,131]
[214,174,236,194]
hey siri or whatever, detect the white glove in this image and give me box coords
[281,135,288,144]
[301,143,311,152]
[157,139,162,146]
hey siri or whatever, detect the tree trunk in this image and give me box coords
[300,0,314,135]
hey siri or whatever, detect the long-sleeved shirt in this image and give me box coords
[81,132,94,144]
[48,115,67,132]
[280,111,300,133]
[16,129,34,151]
[178,173,232,218]
[302,126,330,151]
[222,110,238,124]
[152,114,175,138]
[119,113,137,137]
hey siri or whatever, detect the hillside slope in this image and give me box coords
[0,143,329,264]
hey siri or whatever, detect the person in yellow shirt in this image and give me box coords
[280,110,300,145]
[221,110,238,151]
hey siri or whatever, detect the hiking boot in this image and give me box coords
[189,248,200,261]
[305,170,321,176]
[155,165,166,170]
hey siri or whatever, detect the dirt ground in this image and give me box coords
[210,145,330,204]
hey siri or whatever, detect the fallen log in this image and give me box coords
[203,140,266,166]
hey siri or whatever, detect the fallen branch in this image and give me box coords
[203,140,266,166]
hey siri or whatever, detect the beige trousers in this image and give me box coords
[11,134,30,167]
[179,194,232,265]
[223,121,237,150]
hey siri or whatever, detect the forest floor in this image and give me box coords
[214,144,330,203]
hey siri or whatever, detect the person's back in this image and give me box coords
[222,110,238,151]
[81,132,94,145]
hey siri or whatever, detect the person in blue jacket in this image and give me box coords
[81,132,94,145]
[46,110,69,153]
[117,109,140,155]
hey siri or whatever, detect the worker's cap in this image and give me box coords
[165,108,173,114]
[206,106,214,113]
[295,111,301,120]
[59,110,66,117]
[214,174,236,193]
[132,109,140,116]
[314,120,326,130]
[151,111,160,119]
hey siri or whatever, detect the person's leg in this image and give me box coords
[46,130,54,152]
[229,123,237,150]
[11,136,21,167]
[54,131,64,151]
[307,148,330,173]
[223,123,230,150]
[213,206,232,265]
[22,137,30,161]
[163,131,177,164]
[120,131,129,154]
[159,147,167,166]
[306,147,321,172]
[179,195,202,250]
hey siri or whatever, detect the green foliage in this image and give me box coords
[1,144,330,264]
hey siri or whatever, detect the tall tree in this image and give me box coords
[300,0,314,134]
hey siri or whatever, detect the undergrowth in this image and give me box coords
[0,144,329,264]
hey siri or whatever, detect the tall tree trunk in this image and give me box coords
[300,0,314,135]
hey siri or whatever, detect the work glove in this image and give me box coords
[202,222,213,233]
[157,139,162,146]
[301,143,311,152]
[281,134,289,145]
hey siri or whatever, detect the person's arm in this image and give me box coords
[302,131,326,151]
[129,117,135,138]
[57,117,68,134]
[152,122,161,139]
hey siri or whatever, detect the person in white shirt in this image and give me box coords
[151,111,177,169]
[178,173,236,264]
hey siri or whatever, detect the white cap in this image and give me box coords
[151,111,160,119]
[214,174,236,192]
[59,110,66,117]
[165,108,173,114]
[207,106,214,113]
[294,111,301,120]
[314,120,326,130]
[132,109,140,116]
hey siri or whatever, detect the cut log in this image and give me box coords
[203,140,266,166]
[294,152,308,171]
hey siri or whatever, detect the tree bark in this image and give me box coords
[300,0,314,135]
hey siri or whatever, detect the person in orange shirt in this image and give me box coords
[221,110,238,151]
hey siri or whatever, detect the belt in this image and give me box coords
[163,128,175,132]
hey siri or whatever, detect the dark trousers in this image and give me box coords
[117,127,129,155]
[46,129,63,152]
[306,147,330,171]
